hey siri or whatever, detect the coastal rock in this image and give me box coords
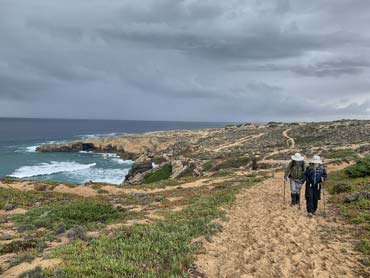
[124,162,153,184]
[67,226,87,241]
[345,191,370,203]
[36,142,96,152]
[170,158,202,179]
[3,203,16,211]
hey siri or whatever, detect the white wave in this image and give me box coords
[16,140,65,153]
[100,153,133,165]
[68,167,130,185]
[10,161,97,178]
[25,145,38,152]
[76,132,126,140]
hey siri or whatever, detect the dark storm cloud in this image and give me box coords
[0,0,369,121]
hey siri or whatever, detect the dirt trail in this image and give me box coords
[196,170,365,278]
[212,133,265,152]
[283,129,295,148]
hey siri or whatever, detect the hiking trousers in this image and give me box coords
[289,178,301,194]
[305,184,321,214]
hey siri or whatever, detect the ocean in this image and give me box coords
[0,118,228,185]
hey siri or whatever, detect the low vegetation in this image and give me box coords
[326,149,358,160]
[0,187,82,209]
[345,156,370,178]
[44,175,262,277]
[213,157,251,170]
[144,164,173,184]
[13,201,122,231]
[326,156,370,266]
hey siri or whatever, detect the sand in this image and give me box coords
[195,168,365,278]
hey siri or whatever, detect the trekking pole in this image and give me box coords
[283,179,286,204]
[322,182,326,218]
[298,184,301,210]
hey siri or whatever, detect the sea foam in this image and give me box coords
[10,161,97,178]
[68,167,130,185]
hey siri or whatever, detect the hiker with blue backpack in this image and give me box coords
[284,153,305,207]
[298,155,328,217]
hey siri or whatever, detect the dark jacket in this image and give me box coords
[299,164,327,187]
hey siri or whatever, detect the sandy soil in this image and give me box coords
[53,184,97,197]
[1,258,62,278]
[195,169,366,278]
[283,129,295,148]
[0,208,28,216]
[0,177,228,199]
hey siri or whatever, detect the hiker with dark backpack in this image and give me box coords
[299,155,327,217]
[284,153,305,207]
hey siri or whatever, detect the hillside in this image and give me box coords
[0,120,370,277]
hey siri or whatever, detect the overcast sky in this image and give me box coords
[1,0,370,122]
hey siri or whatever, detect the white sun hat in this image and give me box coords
[291,153,305,161]
[310,155,323,164]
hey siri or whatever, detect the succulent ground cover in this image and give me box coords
[1,119,370,277]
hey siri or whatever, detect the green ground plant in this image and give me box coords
[13,201,122,231]
[213,157,251,170]
[0,187,82,209]
[346,157,370,178]
[326,157,370,266]
[144,164,173,184]
[46,176,261,278]
[0,239,46,255]
[1,177,17,184]
[202,161,214,172]
[326,149,358,160]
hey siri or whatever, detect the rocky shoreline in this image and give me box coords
[36,120,370,185]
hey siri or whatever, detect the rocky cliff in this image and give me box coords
[36,120,370,185]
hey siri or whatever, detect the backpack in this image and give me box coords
[291,160,305,172]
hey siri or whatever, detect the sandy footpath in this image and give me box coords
[196,170,366,278]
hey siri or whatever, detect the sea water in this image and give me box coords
[0,118,227,184]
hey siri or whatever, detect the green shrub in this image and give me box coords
[0,239,42,255]
[13,201,120,230]
[214,157,251,170]
[327,149,358,160]
[9,252,34,267]
[357,239,370,255]
[202,161,213,172]
[1,176,17,184]
[0,187,81,208]
[346,157,370,178]
[19,266,44,278]
[144,164,172,184]
[328,182,353,194]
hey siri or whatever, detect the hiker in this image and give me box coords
[299,155,327,217]
[284,153,305,207]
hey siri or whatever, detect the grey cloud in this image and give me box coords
[227,56,370,77]
[0,0,370,122]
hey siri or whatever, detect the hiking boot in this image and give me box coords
[296,194,300,206]
[307,213,314,218]
[290,194,295,206]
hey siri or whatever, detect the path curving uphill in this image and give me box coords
[283,128,295,148]
[195,170,365,278]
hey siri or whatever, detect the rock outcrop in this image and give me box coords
[170,158,202,179]
[124,162,153,184]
